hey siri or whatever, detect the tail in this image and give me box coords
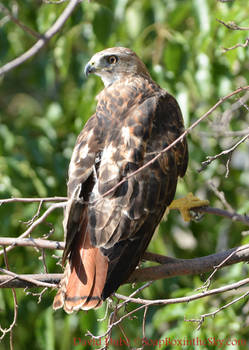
[53,228,108,313]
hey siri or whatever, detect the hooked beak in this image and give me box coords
[84,62,96,77]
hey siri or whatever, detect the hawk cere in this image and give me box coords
[53,47,188,313]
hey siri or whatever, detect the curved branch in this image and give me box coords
[0,0,80,76]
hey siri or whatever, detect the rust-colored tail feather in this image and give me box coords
[53,228,108,313]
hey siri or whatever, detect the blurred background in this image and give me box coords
[0,0,249,349]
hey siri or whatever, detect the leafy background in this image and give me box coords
[0,0,249,349]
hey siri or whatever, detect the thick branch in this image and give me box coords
[0,0,80,76]
[131,244,249,283]
[1,244,249,288]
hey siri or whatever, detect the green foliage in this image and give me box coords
[0,0,249,349]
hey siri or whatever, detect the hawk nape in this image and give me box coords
[53,47,188,313]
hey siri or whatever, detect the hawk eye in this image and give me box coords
[107,55,118,64]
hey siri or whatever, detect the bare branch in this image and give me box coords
[0,196,67,205]
[208,181,234,212]
[0,272,60,288]
[187,290,249,330]
[0,4,41,39]
[115,277,249,306]
[0,237,65,250]
[129,244,249,283]
[0,0,80,76]
[193,206,249,226]
[200,129,249,138]
[0,249,18,345]
[1,244,249,287]
[200,132,249,171]
[217,19,249,31]
[223,38,249,53]
[87,277,249,341]
[0,202,66,256]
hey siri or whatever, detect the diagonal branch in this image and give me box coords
[0,0,80,76]
[0,4,41,39]
[200,132,249,171]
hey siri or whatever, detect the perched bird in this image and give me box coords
[53,47,188,313]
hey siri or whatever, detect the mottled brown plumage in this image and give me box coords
[53,47,188,313]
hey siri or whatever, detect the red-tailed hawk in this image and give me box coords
[53,47,188,313]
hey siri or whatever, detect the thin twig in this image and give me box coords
[116,277,249,306]
[142,306,148,340]
[0,249,18,345]
[0,196,67,204]
[0,202,66,256]
[0,4,41,39]
[200,132,249,171]
[217,19,249,31]
[0,0,80,76]
[207,181,234,212]
[200,129,249,138]
[22,200,44,226]
[86,277,249,340]
[223,38,249,53]
[186,290,249,330]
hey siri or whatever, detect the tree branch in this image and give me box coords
[217,19,249,31]
[0,0,80,76]
[193,206,249,226]
[199,132,249,171]
[0,197,67,205]
[115,277,249,306]
[0,202,66,256]
[223,38,249,53]
[0,4,41,39]
[1,244,249,287]
[129,244,249,283]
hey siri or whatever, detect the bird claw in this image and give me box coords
[169,193,209,222]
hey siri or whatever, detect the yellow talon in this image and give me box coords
[168,193,209,222]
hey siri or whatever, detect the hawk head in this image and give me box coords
[84,47,150,87]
